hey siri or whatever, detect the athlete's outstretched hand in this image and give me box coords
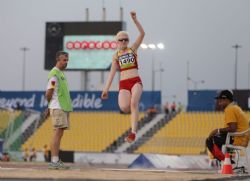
[101,90,108,99]
[130,11,137,20]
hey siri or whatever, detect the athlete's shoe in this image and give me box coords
[125,132,136,143]
[48,160,70,170]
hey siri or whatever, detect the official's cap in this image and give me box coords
[215,90,233,101]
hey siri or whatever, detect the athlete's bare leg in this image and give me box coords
[130,83,143,133]
[118,89,131,113]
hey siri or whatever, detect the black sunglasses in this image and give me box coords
[118,38,129,42]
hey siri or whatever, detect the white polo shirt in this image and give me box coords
[47,67,61,109]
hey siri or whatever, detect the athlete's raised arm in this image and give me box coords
[130,11,145,52]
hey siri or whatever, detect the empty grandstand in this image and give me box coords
[22,112,145,152]
[0,108,248,156]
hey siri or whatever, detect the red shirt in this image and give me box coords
[116,48,138,72]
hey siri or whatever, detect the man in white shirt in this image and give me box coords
[45,51,72,169]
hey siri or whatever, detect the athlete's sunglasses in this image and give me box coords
[118,38,129,42]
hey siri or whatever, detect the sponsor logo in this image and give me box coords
[0,94,36,109]
[66,40,118,50]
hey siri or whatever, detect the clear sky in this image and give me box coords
[0,0,250,106]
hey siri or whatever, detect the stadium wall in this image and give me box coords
[188,90,250,111]
[0,91,161,112]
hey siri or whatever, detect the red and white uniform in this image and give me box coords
[116,48,142,92]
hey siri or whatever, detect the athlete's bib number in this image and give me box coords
[118,53,135,66]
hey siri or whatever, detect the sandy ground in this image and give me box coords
[0,162,249,181]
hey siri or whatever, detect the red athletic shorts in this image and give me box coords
[119,76,143,92]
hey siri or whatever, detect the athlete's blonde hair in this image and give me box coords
[116,31,129,41]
